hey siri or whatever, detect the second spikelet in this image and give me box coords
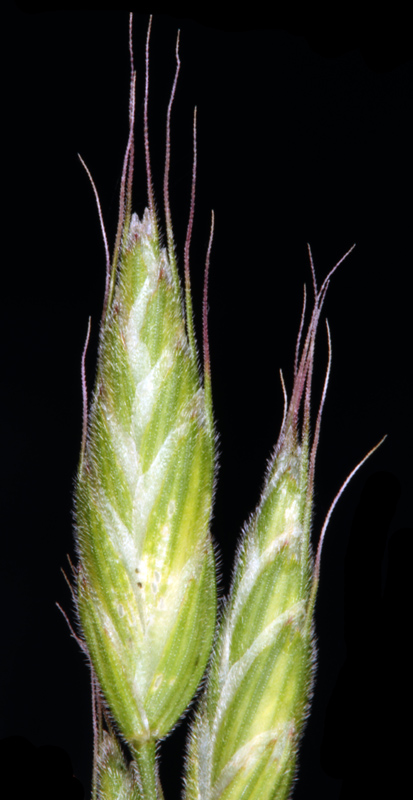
[184,253,354,800]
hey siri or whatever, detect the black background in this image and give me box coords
[2,4,412,799]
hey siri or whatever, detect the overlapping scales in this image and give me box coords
[75,209,216,745]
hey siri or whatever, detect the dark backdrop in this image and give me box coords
[2,5,412,799]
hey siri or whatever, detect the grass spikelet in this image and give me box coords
[183,246,378,800]
[73,15,217,790]
[96,731,142,800]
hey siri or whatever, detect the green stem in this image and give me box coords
[131,740,164,800]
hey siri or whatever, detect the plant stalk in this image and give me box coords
[131,741,163,800]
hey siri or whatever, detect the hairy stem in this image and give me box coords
[131,741,163,800]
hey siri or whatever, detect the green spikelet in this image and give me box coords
[74,16,216,764]
[184,251,356,800]
[96,731,142,800]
